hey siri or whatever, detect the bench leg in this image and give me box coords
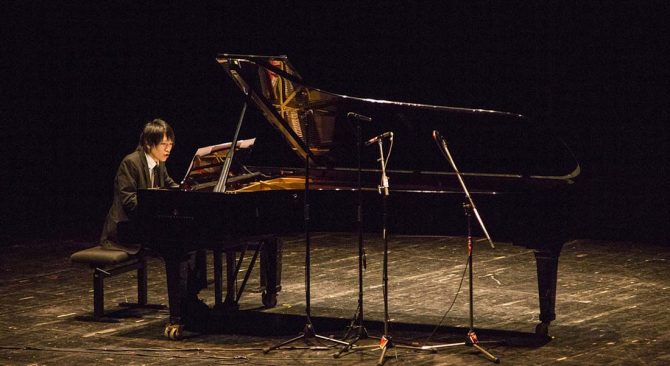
[75,267,120,322]
[78,259,165,323]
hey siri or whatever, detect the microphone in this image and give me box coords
[365,131,393,146]
[347,112,372,122]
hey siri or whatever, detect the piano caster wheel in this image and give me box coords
[535,322,549,336]
[262,292,277,308]
[164,323,184,340]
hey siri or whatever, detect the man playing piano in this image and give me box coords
[99,118,178,252]
[99,118,209,327]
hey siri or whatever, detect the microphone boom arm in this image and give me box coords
[432,130,495,249]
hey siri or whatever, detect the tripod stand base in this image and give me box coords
[263,323,348,353]
[333,325,369,358]
[333,301,371,358]
[420,330,500,363]
[335,333,422,365]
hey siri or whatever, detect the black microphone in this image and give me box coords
[365,131,393,146]
[347,112,372,122]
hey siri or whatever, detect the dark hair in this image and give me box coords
[139,118,174,152]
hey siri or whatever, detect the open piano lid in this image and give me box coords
[216,54,580,184]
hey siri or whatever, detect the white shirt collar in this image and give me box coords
[145,153,158,170]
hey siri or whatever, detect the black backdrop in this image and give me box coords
[3,2,668,244]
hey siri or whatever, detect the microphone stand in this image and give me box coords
[264,111,348,353]
[334,113,369,358]
[375,133,396,366]
[346,132,413,364]
[419,130,499,363]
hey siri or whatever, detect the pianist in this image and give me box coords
[99,118,209,321]
[99,118,178,253]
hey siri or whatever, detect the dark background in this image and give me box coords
[3,1,668,244]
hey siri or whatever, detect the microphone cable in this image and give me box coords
[422,251,470,344]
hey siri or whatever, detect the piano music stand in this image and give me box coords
[263,111,348,353]
[419,130,499,363]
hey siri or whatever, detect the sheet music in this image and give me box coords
[194,138,256,157]
[182,138,257,185]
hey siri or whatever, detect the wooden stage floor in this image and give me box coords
[1,233,668,365]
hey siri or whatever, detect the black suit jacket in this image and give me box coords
[100,147,177,253]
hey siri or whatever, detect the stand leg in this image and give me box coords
[472,343,500,363]
[264,328,311,353]
[468,330,500,363]
[340,302,365,340]
[333,301,370,357]
[377,335,399,366]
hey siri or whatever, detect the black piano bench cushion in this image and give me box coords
[70,246,130,265]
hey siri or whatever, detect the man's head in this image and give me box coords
[139,118,175,162]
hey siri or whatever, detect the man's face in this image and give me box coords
[149,134,173,162]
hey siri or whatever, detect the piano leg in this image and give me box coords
[533,244,563,336]
[260,237,282,308]
[194,250,208,292]
[213,249,223,306]
[224,249,237,307]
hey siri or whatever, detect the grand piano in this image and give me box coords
[138,54,580,339]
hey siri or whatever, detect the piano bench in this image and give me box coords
[70,246,165,322]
